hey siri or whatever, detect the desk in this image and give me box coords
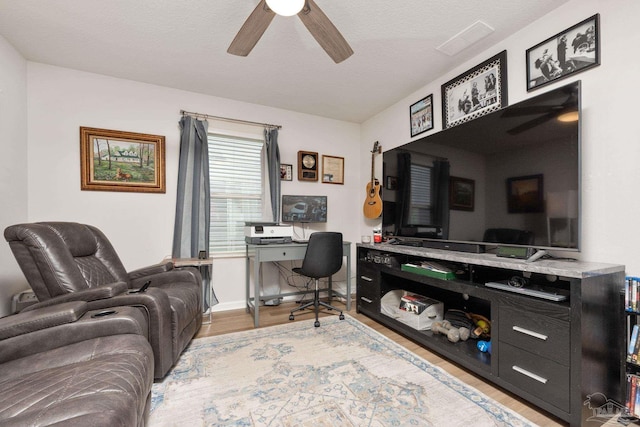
[166,257,214,324]
[245,242,351,327]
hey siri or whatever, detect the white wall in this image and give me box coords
[26,63,361,311]
[361,0,640,273]
[0,35,29,317]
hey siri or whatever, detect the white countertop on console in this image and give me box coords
[358,243,625,279]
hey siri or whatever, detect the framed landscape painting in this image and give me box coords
[506,174,544,213]
[80,127,166,193]
[449,176,475,211]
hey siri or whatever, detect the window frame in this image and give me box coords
[207,126,265,257]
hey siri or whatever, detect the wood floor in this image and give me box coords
[196,301,568,427]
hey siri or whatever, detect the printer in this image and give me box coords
[244,222,293,244]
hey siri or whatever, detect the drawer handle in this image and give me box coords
[512,365,548,384]
[512,326,548,341]
[360,275,373,282]
[360,297,373,303]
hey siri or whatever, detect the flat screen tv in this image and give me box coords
[281,195,327,223]
[383,80,581,251]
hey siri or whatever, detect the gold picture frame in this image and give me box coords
[322,155,344,185]
[80,127,166,193]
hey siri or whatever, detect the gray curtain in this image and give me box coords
[172,116,218,307]
[262,127,281,306]
[433,160,450,239]
[397,152,411,234]
[265,128,280,222]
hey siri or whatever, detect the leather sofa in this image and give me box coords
[0,301,153,426]
[4,222,203,378]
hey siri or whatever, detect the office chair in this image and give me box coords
[289,232,345,327]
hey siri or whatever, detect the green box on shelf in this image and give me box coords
[401,263,455,280]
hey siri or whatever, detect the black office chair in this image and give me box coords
[289,232,345,327]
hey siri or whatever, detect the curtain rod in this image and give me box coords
[180,110,282,130]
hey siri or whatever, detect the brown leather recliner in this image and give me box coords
[4,221,203,379]
[0,301,153,426]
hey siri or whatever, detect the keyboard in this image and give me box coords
[485,281,567,301]
[293,239,309,244]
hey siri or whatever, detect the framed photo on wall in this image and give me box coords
[410,94,434,137]
[449,176,475,211]
[441,50,508,129]
[506,174,544,213]
[322,155,344,184]
[526,14,600,91]
[280,164,293,181]
[80,127,166,193]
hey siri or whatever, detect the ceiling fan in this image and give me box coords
[502,89,579,135]
[227,0,353,63]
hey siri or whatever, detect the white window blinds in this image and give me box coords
[408,163,433,226]
[208,133,264,253]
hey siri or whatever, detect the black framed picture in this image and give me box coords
[506,174,544,213]
[386,176,398,191]
[449,176,474,211]
[410,94,433,137]
[526,14,600,91]
[441,50,508,129]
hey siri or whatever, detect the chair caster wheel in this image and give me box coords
[339,314,345,320]
[289,315,295,321]
[314,321,320,327]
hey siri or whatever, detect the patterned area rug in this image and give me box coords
[150,315,538,426]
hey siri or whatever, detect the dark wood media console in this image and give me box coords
[356,243,625,427]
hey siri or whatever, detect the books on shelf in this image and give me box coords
[627,374,640,417]
[625,276,640,312]
[629,325,640,364]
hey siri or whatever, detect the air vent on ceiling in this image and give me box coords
[436,20,495,56]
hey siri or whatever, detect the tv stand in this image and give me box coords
[526,249,547,262]
[356,243,624,427]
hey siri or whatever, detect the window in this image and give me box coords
[407,163,433,226]
[208,133,264,254]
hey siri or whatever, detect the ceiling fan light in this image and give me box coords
[265,0,304,16]
[557,110,579,122]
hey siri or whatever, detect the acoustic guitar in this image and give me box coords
[363,141,383,219]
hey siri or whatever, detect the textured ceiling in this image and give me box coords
[0,0,569,123]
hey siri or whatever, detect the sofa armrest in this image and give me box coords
[0,303,148,366]
[128,262,173,281]
[0,301,88,340]
[22,281,129,312]
[129,267,202,289]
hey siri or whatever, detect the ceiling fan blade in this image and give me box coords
[227,0,275,57]
[501,105,562,118]
[507,113,554,135]
[297,0,353,63]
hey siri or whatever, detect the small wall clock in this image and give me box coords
[298,151,318,181]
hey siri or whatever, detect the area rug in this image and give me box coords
[149,315,538,426]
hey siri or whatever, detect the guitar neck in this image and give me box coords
[370,153,375,183]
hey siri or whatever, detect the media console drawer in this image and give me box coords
[357,262,380,313]
[499,343,570,412]
[499,306,570,366]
